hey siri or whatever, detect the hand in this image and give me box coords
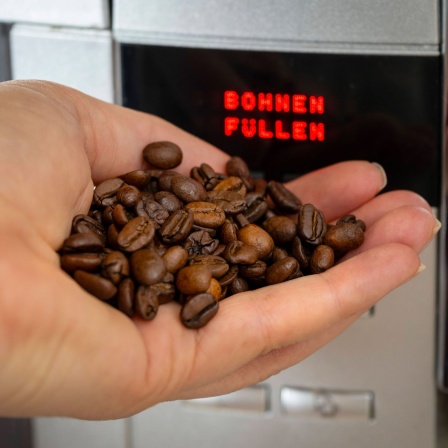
[0,80,439,420]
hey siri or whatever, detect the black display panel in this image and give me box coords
[120,44,442,206]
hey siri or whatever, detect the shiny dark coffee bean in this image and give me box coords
[227,277,250,295]
[297,203,327,246]
[265,257,298,285]
[239,260,267,279]
[271,247,289,263]
[112,203,132,229]
[180,292,219,329]
[213,176,246,196]
[218,265,239,287]
[107,224,120,250]
[190,163,220,190]
[267,181,302,214]
[263,216,297,246]
[135,285,159,320]
[130,249,167,286]
[117,277,135,317]
[243,192,269,223]
[253,178,268,196]
[226,156,251,179]
[162,245,189,273]
[189,255,229,279]
[150,282,176,304]
[223,240,259,265]
[219,219,238,245]
[62,232,104,253]
[236,218,275,260]
[117,216,155,252]
[74,270,117,300]
[207,190,246,216]
[60,253,103,273]
[119,170,152,190]
[323,222,365,252]
[182,230,219,258]
[88,209,103,224]
[102,205,115,226]
[185,201,226,229]
[291,236,310,269]
[93,178,125,207]
[171,175,207,203]
[143,141,183,170]
[154,191,184,214]
[101,251,130,285]
[176,265,212,295]
[157,170,182,192]
[117,185,141,208]
[134,198,169,229]
[159,209,194,244]
[72,214,106,243]
[310,245,335,274]
[337,215,367,232]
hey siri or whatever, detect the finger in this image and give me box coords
[286,161,387,221]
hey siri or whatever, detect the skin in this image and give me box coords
[0,80,439,420]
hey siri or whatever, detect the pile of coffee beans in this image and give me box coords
[59,141,365,329]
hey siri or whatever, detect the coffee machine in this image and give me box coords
[0,1,447,447]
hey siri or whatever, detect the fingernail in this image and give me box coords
[371,162,388,192]
[416,263,426,275]
[433,219,442,236]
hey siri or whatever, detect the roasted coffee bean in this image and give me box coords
[171,175,207,203]
[189,255,229,278]
[337,215,367,232]
[265,257,298,285]
[185,202,226,229]
[150,282,176,304]
[218,265,239,287]
[219,219,238,245]
[180,293,219,329]
[135,285,159,320]
[143,141,183,170]
[119,170,152,190]
[239,260,267,279]
[74,270,117,300]
[93,178,125,207]
[154,191,183,214]
[88,209,103,224]
[117,216,155,252]
[102,205,115,226]
[226,156,251,178]
[223,240,259,265]
[182,230,219,258]
[60,253,103,273]
[62,232,104,253]
[130,249,167,286]
[213,176,246,196]
[191,225,217,237]
[243,192,269,223]
[117,185,141,208]
[72,214,106,243]
[206,278,222,301]
[112,203,132,229]
[159,209,194,244]
[101,251,129,285]
[271,247,289,263]
[162,245,189,273]
[323,222,365,252]
[236,215,274,260]
[117,277,135,316]
[267,181,302,214]
[207,190,246,215]
[176,265,212,295]
[135,198,169,228]
[297,203,327,246]
[253,178,268,196]
[212,244,226,256]
[190,163,220,190]
[310,245,335,274]
[263,216,297,245]
[157,170,182,192]
[227,277,250,295]
[107,224,120,250]
[291,236,310,269]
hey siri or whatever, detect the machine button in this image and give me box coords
[182,385,269,413]
[280,386,374,421]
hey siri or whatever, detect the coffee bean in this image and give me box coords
[218,265,239,287]
[159,209,194,244]
[119,170,152,189]
[176,265,212,295]
[267,181,302,214]
[226,156,251,179]
[162,245,189,273]
[185,202,226,229]
[323,222,365,252]
[62,232,104,253]
[72,214,106,243]
[310,245,335,274]
[219,219,238,245]
[227,277,249,295]
[213,176,247,196]
[135,285,159,320]
[189,254,229,278]
[190,163,220,190]
[150,282,176,304]
[60,253,103,273]
[74,270,117,300]
[206,278,222,301]
[117,216,155,252]
[263,216,297,246]
[271,247,289,263]
[112,203,132,229]
[236,216,274,260]
[157,170,182,192]
[101,251,130,285]
[297,204,327,246]
[130,249,167,286]
[239,260,267,279]
[291,236,310,269]
[117,277,135,316]
[207,190,246,216]
[265,257,298,285]
[171,175,207,203]
[93,178,125,207]
[134,198,169,229]
[223,240,259,265]
[117,185,141,208]
[154,191,184,214]
[243,192,268,223]
[182,230,219,258]
[143,141,183,170]
[180,293,219,329]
